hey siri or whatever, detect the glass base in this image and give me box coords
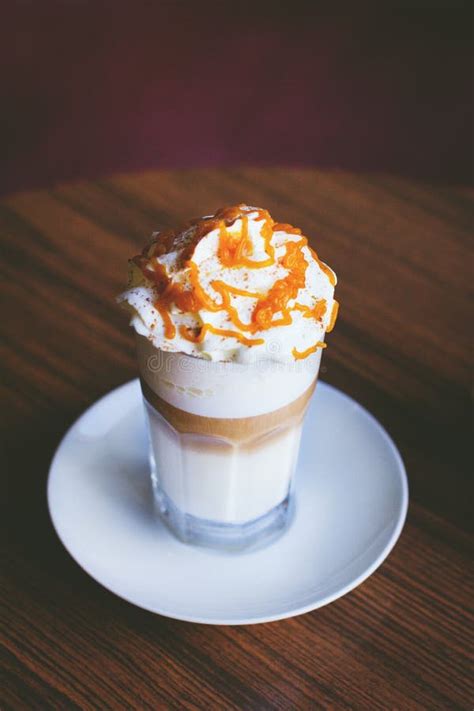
[153,486,294,552]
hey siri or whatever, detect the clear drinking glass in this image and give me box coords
[137,335,321,550]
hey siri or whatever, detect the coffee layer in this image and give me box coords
[140,378,316,445]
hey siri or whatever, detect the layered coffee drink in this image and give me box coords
[118,204,338,549]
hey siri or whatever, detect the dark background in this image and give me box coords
[1,1,472,196]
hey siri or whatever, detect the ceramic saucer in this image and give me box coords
[48,379,408,625]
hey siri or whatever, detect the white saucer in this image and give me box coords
[48,379,408,625]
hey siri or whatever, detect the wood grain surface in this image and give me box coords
[1,168,473,710]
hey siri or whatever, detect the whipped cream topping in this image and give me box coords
[118,204,338,363]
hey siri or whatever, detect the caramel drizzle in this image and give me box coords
[132,204,335,358]
[218,215,275,269]
[210,280,263,333]
[292,300,327,321]
[292,342,327,360]
[326,300,339,333]
[272,223,302,235]
[179,323,264,347]
[251,238,308,331]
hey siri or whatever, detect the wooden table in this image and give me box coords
[2,168,472,709]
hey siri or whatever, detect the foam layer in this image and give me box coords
[137,334,320,418]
